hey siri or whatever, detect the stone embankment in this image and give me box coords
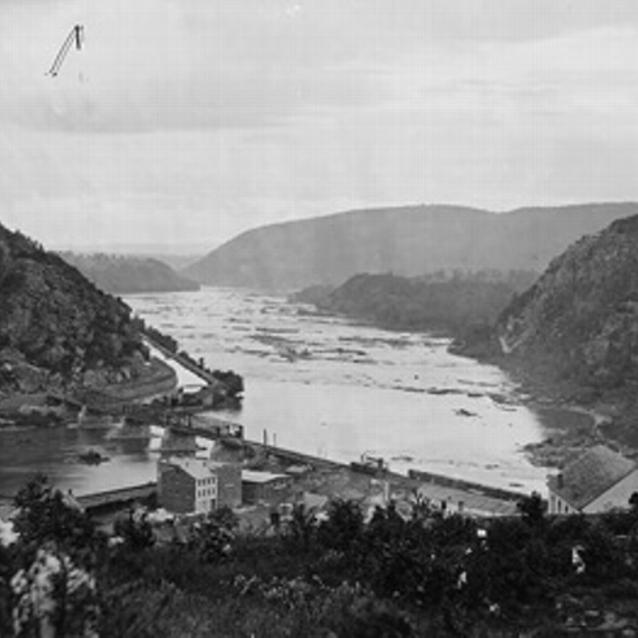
[72,358,177,413]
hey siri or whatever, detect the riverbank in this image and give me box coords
[0,356,177,427]
[462,352,638,468]
[293,294,634,469]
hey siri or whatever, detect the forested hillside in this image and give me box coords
[0,225,152,396]
[185,203,637,289]
[293,270,537,338]
[491,215,638,444]
[60,252,200,294]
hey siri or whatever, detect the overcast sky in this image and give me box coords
[3,0,638,252]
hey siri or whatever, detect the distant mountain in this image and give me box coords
[184,203,638,290]
[0,225,173,399]
[60,253,200,294]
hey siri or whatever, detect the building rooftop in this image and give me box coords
[242,470,290,484]
[163,457,214,481]
[547,445,636,510]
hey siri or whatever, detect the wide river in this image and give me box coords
[0,287,551,503]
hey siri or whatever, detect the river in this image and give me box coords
[0,287,551,503]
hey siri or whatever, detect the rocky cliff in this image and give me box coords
[493,215,638,443]
[59,252,200,294]
[0,224,163,398]
[184,202,638,290]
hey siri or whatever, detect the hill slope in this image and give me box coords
[293,271,534,335]
[492,214,638,443]
[60,253,199,294]
[0,225,168,397]
[498,214,638,387]
[184,203,638,290]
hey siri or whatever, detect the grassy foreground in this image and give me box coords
[1,477,638,637]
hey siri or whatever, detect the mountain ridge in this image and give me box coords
[184,202,638,290]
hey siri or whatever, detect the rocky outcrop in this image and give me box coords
[184,202,638,290]
[498,215,638,388]
[492,214,638,444]
[59,252,200,294]
[0,223,173,401]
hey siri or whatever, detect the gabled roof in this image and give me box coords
[164,457,214,481]
[547,445,636,510]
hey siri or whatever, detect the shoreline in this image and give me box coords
[469,353,630,469]
[289,299,622,470]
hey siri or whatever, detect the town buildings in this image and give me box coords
[158,457,241,514]
[158,458,296,513]
[241,470,293,505]
[547,445,638,514]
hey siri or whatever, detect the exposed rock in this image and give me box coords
[498,215,638,386]
[493,214,638,445]
[0,223,168,400]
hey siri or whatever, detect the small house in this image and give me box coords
[547,445,638,515]
[241,470,293,505]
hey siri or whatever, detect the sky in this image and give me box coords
[3,0,638,252]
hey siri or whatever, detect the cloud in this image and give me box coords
[5,0,638,135]
[2,0,405,134]
[4,1,638,249]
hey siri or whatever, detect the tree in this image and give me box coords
[12,475,102,564]
[319,500,364,553]
[517,492,547,529]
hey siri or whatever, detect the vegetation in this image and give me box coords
[0,223,230,404]
[59,253,200,295]
[138,322,179,355]
[293,270,537,341]
[1,478,638,636]
[0,224,147,390]
[490,214,638,445]
[184,202,635,290]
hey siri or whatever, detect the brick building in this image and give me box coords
[158,458,241,514]
[208,461,242,509]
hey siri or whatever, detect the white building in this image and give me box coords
[547,445,638,515]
